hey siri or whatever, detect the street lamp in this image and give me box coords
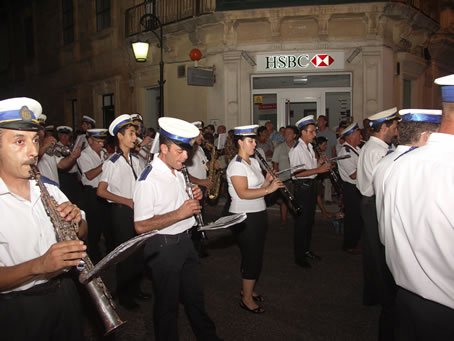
[131,13,165,117]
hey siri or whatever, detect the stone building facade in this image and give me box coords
[0,0,453,131]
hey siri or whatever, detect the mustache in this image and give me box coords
[24,157,38,166]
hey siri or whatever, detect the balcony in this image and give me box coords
[125,0,215,37]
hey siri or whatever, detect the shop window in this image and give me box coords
[253,74,351,90]
[62,0,74,45]
[253,94,277,126]
[96,0,111,32]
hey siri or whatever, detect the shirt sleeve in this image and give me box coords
[228,161,247,178]
[99,159,114,184]
[271,144,281,163]
[338,148,357,176]
[133,178,157,222]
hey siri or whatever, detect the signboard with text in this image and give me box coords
[256,52,345,72]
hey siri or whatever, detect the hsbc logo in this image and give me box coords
[311,54,334,67]
[258,52,343,72]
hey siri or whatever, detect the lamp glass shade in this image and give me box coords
[132,42,150,62]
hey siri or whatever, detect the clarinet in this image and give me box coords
[314,145,343,196]
[254,150,302,215]
[180,165,208,238]
[30,165,125,335]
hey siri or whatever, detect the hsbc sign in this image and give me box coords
[256,52,344,72]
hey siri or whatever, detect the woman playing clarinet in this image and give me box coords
[227,125,284,314]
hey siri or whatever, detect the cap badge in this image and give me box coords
[19,106,32,121]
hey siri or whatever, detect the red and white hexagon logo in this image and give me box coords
[310,54,334,68]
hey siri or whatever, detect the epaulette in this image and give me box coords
[132,153,139,159]
[385,149,394,156]
[344,146,351,153]
[41,176,60,188]
[235,155,242,162]
[109,153,121,163]
[139,164,152,181]
[293,141,299,149]
[393,146,418,162]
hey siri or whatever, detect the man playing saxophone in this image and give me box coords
[0,97,88,340]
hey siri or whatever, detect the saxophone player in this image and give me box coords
[0,97,87,340]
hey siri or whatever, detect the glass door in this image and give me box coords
[278,90,321,127]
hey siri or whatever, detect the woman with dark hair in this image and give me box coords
[226,125,284,314]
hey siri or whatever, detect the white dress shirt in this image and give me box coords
[356,136,389,196]
[289,138,317,180]
[382,133,454,309]
[337,142,360,185]
[186,146,208,180]
[133,155,196,235]
[0,178,84,292]
[227,155,266,213]
[99,152,143,202]
[372,144,411,243]
[38,153,62,185]
[77,146,107,188]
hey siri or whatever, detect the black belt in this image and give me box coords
[0,278,62,300]
[293,179,315,184]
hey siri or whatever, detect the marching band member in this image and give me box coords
[134,117,221,341]
[131,113,153,168]
[0,97,87,340]
[381,75,454,340]
[77,128,111,262]
[356,107,399,340]
[97,114,147,310]
[337,122,362,254]
[289,116,331,269]
[227,125,284,313]
[373,109,442,244]
[73,115,95,151]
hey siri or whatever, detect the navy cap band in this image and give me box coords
[343,123,359,137]
[113,118,133,135]
[0,108,37,122]
[441,86,454,103]
[369,115,397,126]
[160,128,194,145]
[234,127,257,136]
[400,114,442,124]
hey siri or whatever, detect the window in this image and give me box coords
[96,0,111,32]
[403,79,412,109]
[102,94,115,128]
[24,16,34,59]
[62,0,74,45]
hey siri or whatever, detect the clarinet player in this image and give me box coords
[0,97,87,340]
[227,125,284,314]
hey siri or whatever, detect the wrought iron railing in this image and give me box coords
[125,0,215,37]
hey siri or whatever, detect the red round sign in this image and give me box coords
[189,48,202,61]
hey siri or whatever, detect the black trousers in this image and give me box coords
[360,195,397,341]
[395,287,454,341]
[342,182,362,250]
[293,179,317,262]
[84,186,112,263]
[110,203,144,298]
[232,210,268,280]
[0,277,83,341]
[144,232,218,341]
[58,171,83,208]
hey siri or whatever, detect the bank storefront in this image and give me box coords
[251,51,351,129]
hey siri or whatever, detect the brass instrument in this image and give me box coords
[45,143,72,157]
[205,142,222,201]
[134,140,153,163]
[30,165,125,335]
[254,150,302,215]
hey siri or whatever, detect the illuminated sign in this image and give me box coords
[256,52,344,72]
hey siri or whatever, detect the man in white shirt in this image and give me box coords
[337,122,362,254]
[289,115,331,268]
[356,107,398,341]
[134,117,220,341]
[381,75,454,340]
[77,129,111,262]
[0,97,87,340]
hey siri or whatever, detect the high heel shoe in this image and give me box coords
[240,292,265,302]
[239,299,265,314]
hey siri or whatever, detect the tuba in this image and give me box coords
[30,165,125,335]
[205,142,222,201]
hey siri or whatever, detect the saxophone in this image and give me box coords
[205,142,222,201]
[30,165,125,335]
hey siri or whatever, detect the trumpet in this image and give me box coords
[134,140,153,163]
[254,150,302,215]
[45,143,72,157]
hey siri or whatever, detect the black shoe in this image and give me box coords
[295,259,311,268]
[239,299,265,314]
[305,251,321,261]
[119,296,140,310]
[134,290,151,301]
